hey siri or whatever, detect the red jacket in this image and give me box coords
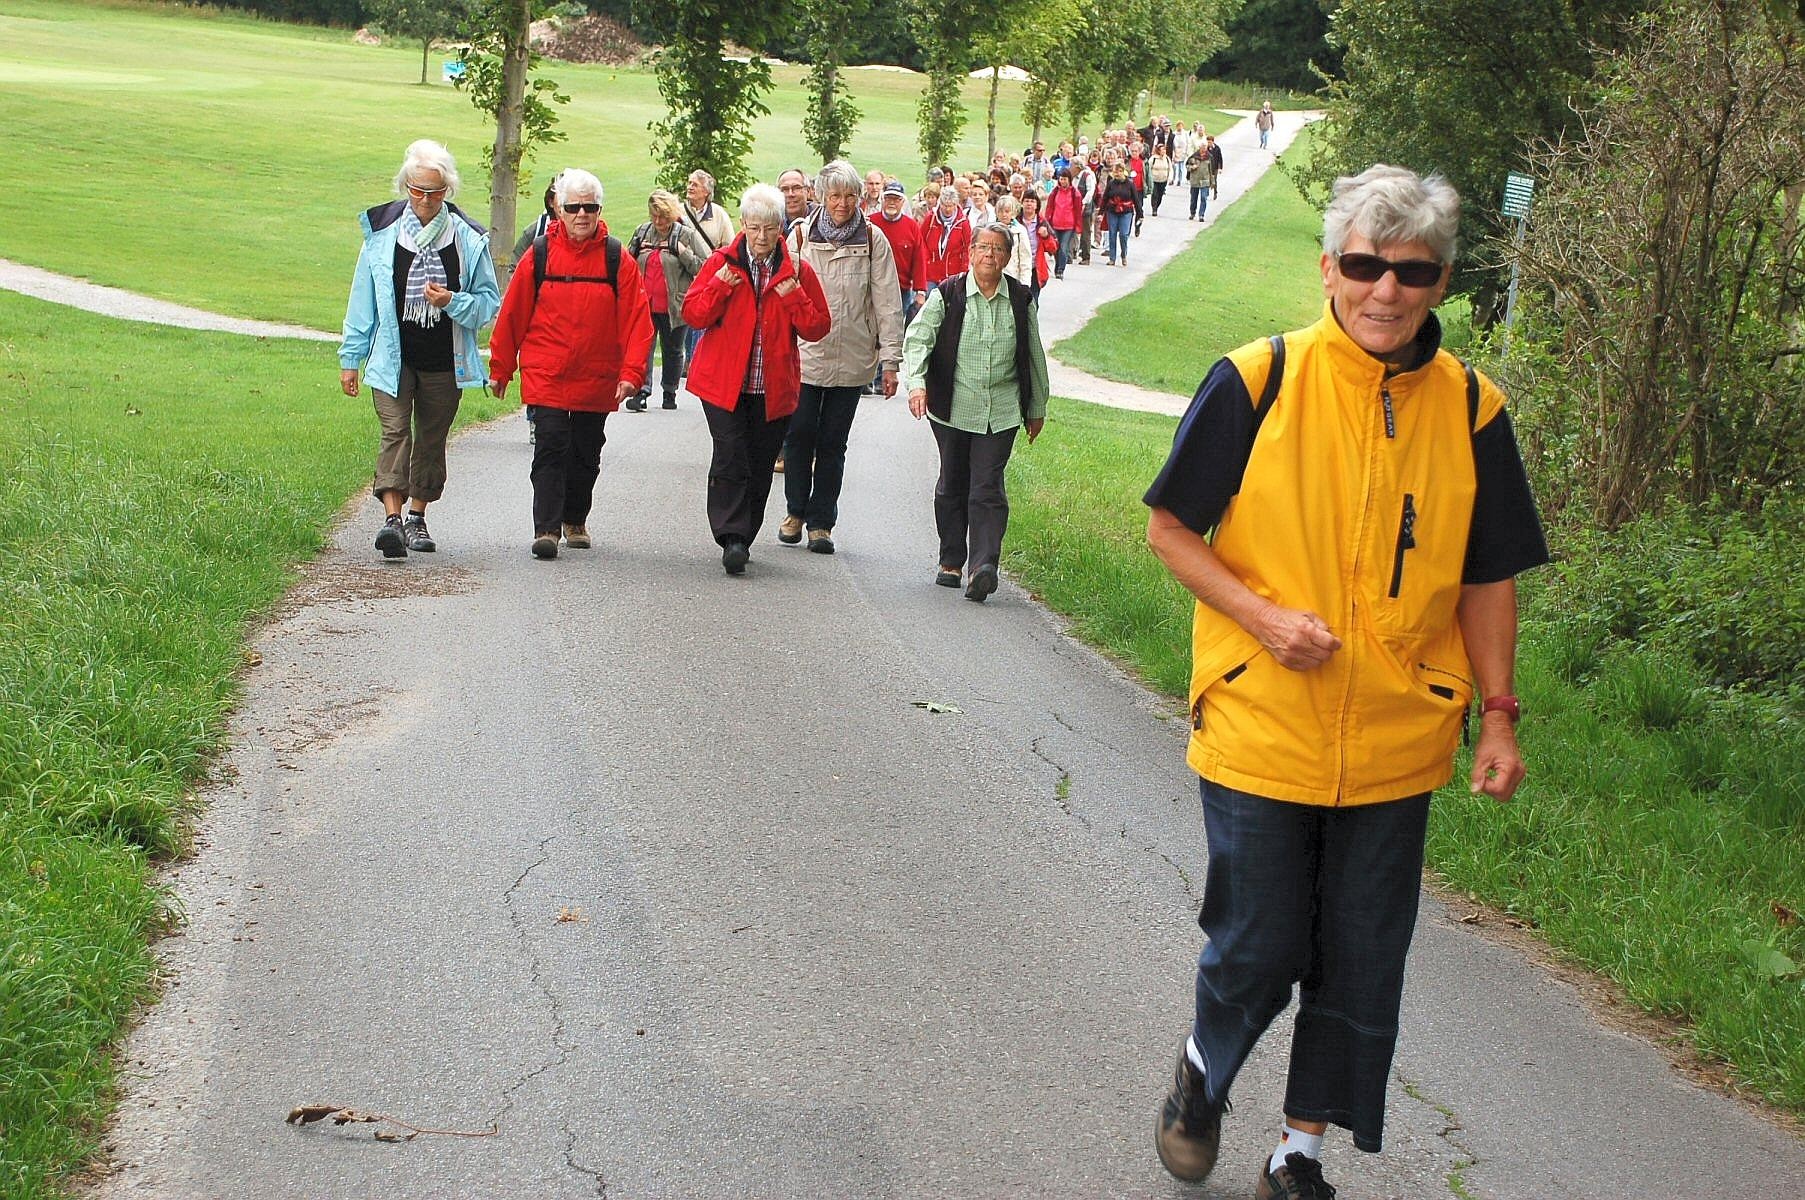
[1045,183,1083,232]
[681,233,831,420]
[919,209,972,285]
[1032,222,1053,285]
[869,209,926,294]
[489,221,653,413]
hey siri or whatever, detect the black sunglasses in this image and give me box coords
[1336,252,1444,288]
[561,202,600,215]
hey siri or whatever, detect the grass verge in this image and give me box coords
[0,0,1234,330]
[1005,397,1804,1114]
[0,290,507,1197]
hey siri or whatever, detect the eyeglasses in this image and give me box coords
[406,184,447,199]
[1335,252,1444,288]
[971,244,1009,256]
[561,203,601,215]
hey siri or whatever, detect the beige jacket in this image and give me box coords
[788,213,905,386]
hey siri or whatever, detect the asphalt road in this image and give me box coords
[92,393,1803,1199]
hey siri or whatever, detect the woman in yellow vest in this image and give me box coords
[1144,165,1548,1200]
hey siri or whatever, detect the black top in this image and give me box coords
[393,242,461,372]
[1144,353,1550,586]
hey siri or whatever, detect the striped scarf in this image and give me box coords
[399,206,451,327]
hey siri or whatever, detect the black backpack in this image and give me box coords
[531,232,623,299]
[1252,334,1480,438]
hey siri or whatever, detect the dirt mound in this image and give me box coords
[535,15,649,65]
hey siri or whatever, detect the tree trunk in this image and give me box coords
[822,61,839,161]
[1182,75,1193,106]
[420,39,430,86]
[987,67,1000,162]
[489,0,531,271]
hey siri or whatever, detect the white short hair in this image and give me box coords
[995,196,1020,220]
[394,139,460,200]
[815,159,863,201]
[556,169,604,207]
[739,184,783,227]
[687,169,715,196]
[1323,164,1461,264]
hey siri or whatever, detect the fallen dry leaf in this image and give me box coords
[555,906,587,923]
[286,1103,495,1141]
[1773,901,1799,928]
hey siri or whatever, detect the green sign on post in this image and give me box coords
[1501,171,1534,218]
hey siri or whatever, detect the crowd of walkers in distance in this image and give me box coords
[340,111,1260,596]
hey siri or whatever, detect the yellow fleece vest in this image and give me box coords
[1187,303,1506,806]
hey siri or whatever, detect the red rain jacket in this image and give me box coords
[488,221,653,412]
[919,209,972,285]
[681,233,831,420]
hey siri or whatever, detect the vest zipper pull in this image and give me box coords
[1381,385,1396,439]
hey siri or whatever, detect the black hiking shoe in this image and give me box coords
[722,540,749,575]
[1256,1153,1337,1200]
[1154,1048,1225,1184]
[375,514,407,559]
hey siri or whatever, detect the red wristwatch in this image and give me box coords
[1480,695,1521,724]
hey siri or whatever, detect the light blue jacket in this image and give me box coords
[339,200,501,395]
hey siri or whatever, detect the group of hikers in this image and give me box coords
[339,139,1054,596]
[339,119,1551,1200]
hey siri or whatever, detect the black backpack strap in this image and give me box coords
[1249,334,1285,441]
[533,234,622,294]
[1462,358,1480,432]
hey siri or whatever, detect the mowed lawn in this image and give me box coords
[0,0,1232,331]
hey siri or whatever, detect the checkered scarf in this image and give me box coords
[398,206,451,327]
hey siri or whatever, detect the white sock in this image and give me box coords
[1185,1035,1208,1076]
[1270,1124,1324,1175]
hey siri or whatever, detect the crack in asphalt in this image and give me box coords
[561,1118,609,1197]
[490,835,574,1131]
[1034,714,1202,910]
[1395,1068,1481,1198]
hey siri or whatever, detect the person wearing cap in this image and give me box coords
[870,179,927,323]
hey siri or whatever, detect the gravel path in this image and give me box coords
[0,257,337,342]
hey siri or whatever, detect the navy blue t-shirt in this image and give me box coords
[1143,356,1550,585]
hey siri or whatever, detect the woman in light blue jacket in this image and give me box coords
[339,139,500,558]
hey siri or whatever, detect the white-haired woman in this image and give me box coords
[778,159,905,556]
[1145,165,1547,1197]
[680,169,735,366]
[625,189,709,411]
[682,184,830,575]
[488,169,654,560]
[339,140,500,559]
[993,196,1033,288]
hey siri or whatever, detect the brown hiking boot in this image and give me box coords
[778,514,803,544]
[562,524,592,549]
[1155,1048,1225,1184]
[1256,1152,1337,1199]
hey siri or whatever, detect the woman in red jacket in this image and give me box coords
[918,187,972,286]
[490,169,654,560]
[682,183,831,575]
[1043,168,1083,280]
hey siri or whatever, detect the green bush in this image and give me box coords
[1526,496,1805,701]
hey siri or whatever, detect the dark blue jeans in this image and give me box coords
[1190,778,1430,1153]
[1189,186,1209,219]
[783,383,862,532]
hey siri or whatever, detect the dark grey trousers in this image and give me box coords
[929,421,1018,572]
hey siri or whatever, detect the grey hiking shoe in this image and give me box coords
[1256,1152,1337,1200]
[1155,1048,1225,1184]
[403,514,435,552]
